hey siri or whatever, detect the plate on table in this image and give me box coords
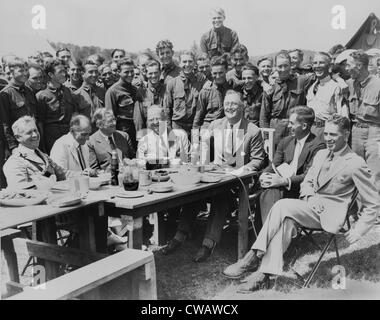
[116,191,145,198]
[150,183,174,193]
[49,194,82,207]
[203,164,217,172]
[200,174,222,183]
[0,190,49,207]
[51,181,71,192]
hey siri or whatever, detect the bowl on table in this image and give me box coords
[170,173,201,186]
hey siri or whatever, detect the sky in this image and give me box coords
[0,0,379,56]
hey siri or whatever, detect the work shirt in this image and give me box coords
[64,79,82,92]
[0,83,38,150]
[226,68,244,91]
[193,80,231,128]
[105,79,140,122]
[160,62,182,85]
[164,72,207,125]
[242,82,263,126]
[74,83,105,120]
[200,26,239,58]
[36,84,77,126]
[260,74,313,128]
[134,82,166,131]
[347,75,380,125]
[306,75,345,121]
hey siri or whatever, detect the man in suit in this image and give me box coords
[222,114,380,291]
[88,108,135,170]
[258,106,325,224]
[162,90,266,262]
[3,116,75,188]
[50,115,93,172]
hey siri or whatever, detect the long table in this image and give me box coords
[1,169,256,286]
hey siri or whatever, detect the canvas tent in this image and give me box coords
[0,31,55,60]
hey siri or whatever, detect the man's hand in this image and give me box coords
[259,172,287,188]
[345,229,361,245]
[307,196,325,214]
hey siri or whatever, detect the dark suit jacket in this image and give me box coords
[264,133,326,194]
[88,130,135,170]
[206,117,266,171]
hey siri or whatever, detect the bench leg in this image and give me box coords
[131,260,157,300]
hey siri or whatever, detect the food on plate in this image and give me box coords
[0,191,38,200]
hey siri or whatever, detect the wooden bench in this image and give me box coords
[1,231,156,300]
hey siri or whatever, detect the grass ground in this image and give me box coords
[2,221,380,300]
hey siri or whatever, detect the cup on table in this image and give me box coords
[71,176,89,196]
[139,170,152,186]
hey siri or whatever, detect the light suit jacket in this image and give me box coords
[50,133,90,171]
[201,117,265,171]
[300,146,379,235]
[3,145,72,188]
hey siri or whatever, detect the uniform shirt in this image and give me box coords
[160,62,182,85]
[226,68,244,91]
[137,128,189,163]
[200,26,239,58]
[260,74,314,128]
[193,80,231,128]
[105,79,140,121]
[64,79,82,92]
[306,75,345,121]
[74,83,105,120]
[242,82,263,126]
[347,75,380,125]
[164,72,207,125]
[36,84,77,126]
[134,82,166,131]
[0,83,38,150]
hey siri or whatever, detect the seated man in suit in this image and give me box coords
[222,114,380,291]
[258,106,325,225]
[50,114,94,173]
[137,105,189,163]
[162,90,266,262]
[3,116,75,188]
[88,108,135,170]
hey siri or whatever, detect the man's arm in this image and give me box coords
[193,89,207,129]
[200,33,208,56]
[36,93,47,152]
[87,140,100,170]
[263,137,286,173]
[0,92,18,151]
[246,127,266,171]
[260,91,272,128]
[299,150,323,199]
[230,30,240,52]
[105,88,116,116]
[50,140,69,171]
[163,80,174,128]
[3,157,30,187]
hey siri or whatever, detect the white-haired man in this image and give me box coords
[50,114,93,172]
[200,8,240,59]
[3,116,74,188]
[137,105,189,163]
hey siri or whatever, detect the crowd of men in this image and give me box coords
[1,7,380,292]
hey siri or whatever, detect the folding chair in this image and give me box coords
[290,189,359,288]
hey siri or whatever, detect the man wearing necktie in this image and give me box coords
[50,115,94,174]
[258,106,325,226]
[223,114,379,292]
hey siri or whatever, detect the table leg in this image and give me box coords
[127,217,143,250]
[78,206,97,252]
[35,217,59,281]
[238,181,249,259]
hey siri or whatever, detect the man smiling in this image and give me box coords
[200,8,239,59]
[223,114,379,291]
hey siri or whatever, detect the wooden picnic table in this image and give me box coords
[105,169,256,259]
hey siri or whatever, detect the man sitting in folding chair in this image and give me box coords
[222,114,380,292]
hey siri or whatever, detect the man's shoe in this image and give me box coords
[161,239,182,255]
[236,272,274,294]
[193,245,213,262]
[222,250,260,279]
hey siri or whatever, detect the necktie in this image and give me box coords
[226,124,234,156]
[313,80,320,95]
[108,136,116,150]
[290,140,302,175]
[318,151,334,185]
[77,145,86,170]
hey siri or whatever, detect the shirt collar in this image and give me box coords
[332,144,348,158]
[296,133,310,146]
[318,74,331,86]
[359,74,372,87]
[99,130,114,141]
[227,119,242,130]
[18,144,38,156]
